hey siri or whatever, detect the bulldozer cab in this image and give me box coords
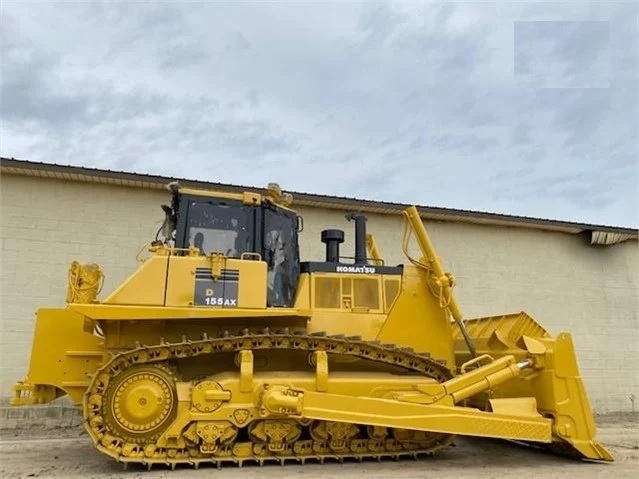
[168,186,302,307]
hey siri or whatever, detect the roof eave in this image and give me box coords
[1,156,636,241]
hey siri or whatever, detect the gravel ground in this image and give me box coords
[0,415,637,479]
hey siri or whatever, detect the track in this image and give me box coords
[83,328,456,469]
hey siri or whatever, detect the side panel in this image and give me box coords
[305,270,392,339]
[231,258,268,309]
[165,256,267,309]
[102,255,169,306]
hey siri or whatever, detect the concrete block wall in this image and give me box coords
[0,175,167,398]
[1,174,637,414]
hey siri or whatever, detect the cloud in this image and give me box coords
[514,20,611,88]
[0,0,637,227]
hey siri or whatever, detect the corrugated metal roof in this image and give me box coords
[1,156,636,243]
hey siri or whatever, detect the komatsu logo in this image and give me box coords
[335,265,376,274]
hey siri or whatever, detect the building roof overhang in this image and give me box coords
[1,157,636,245]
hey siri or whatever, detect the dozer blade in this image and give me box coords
[453,312,613,462]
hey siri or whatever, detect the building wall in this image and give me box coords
[1,174,637,413]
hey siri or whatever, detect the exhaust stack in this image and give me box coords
[346,213,368,265]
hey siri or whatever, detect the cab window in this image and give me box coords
[186,200,252,257]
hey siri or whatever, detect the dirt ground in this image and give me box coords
[0,414,637,479]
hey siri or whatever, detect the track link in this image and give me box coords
[84,328,456,469]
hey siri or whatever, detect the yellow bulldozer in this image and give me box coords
[11,181,612,468]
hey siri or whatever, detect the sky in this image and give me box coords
[1,1,637,228]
